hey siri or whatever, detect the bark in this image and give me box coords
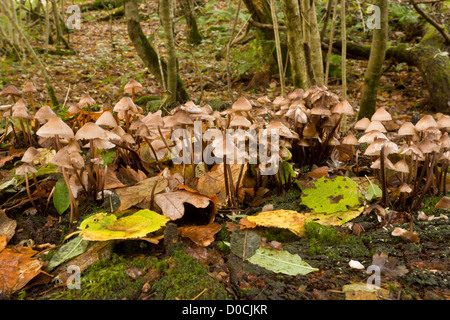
[179,0,202,45]
[122,0,189,103]
[358,0,388,119]
[281,0,309,89]
[159,0,178,104]
[309,1,324,85]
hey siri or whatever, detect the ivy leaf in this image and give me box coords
[300,176,363,214]
[365,177,382,201]
[53,179,71,215]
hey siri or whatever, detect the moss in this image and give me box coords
[48,254,153,300]
[266,187,303,212]
[151,250,231,300]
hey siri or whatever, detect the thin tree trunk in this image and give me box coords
[122,0,189,102]
[281,0,309,89]
[269,0,285,96]
[309,1,324,85]
[179,0,202,45]
[159,0,178,104]
[340,0,347,99]
[358,0,388,119]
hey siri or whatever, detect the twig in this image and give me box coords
[409,0,450,44]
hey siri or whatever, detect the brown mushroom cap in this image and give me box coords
[394,159,410,173]
[399,183,412,193]
[12,100,32,120]
[15,163,37,176]
[75,122,108,141]
[365,120,387,133]
[341,133,359,145]
[358,130,388,144]
[22,82,37,94]
[78,94,96,107]
[0,85,21,98]
[435,196,450,210]
[113,97,138,113]
[142,110,164,128]
[354,117,371,131]
[36,116,75,139]
[415,115,437,132]
[370,156,396,170]
[311,105,331,117]
[437,115,450,131]
[398,121,416,136]
[95,111,118,128]
[22,147,39,163]
[124,79,143,94]
[50,147,73,169]
[172,110,194,126]
[230,115,251,128]
[232,97,252,112]
[371,107,392,122]
[331,100,354,115]
[35,105,57,123]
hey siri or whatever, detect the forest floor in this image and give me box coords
[1,1,449,301]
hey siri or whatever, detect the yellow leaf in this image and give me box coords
[304,207,364,226]
[247,210,307,237]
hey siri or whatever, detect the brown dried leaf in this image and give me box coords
[0,246,43,296]
[178,222,222,247]
[0,210,16,242]
[115,176,168,211]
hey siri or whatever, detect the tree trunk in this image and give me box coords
[281,0,309,89]
[179,0,202,45]
[159,0,178,104]
[309,1,324,85]
[325,24,450,114]
[358,0,388,119]
[122,0,189,103]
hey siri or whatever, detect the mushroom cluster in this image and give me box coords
[355,109,450,210]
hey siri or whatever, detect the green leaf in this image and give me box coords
[365,176,382,201]
[276,161,296,185]
[47,236,89,271]
[79,209,169,241]
[247,247,319,276]
[53,179,71,215]
[101,150,116,166]
[300,176,363,214]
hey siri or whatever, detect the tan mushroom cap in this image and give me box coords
[75,122,107,141]
[437,115,450,131]
[50,147,73,169]
[230,115,251,128]
[78,94,96,107]
[354,117,371,131]
[95,111,118,128]
[0,85,21,97]
[394,159,410,173]
[417,138,440,154]
[358,130,388,144]
[15,163,37,176]
[22,82,37,93]
[12,101,32,120]
[415,114,437,132]
[232,97,252,112]
[371,107,392,122]
[365,138,399,156]
[113,97,138,113]
[22,147,39,163]
[142,110,164,128]
[172,110,194,126]
[331,100,354,115]
[310,105,331,117]
[124,79,143,94]
[365,120,387,133]
[36,116,75,139]
[398,121,416,136]
[370,157,396,170]
[35,105,57,123]
[435,196,450,210]
[341,133,359,145]
[399,183,412,193]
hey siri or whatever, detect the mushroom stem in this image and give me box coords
[62,167,78,227]
[380,146,389,207]
[413,152,437,211]
[144,137,162,171]
[235,161,245,201]
[223,155,231,207]
[31,173,44,212]
[28,93,36,114]
[24,174,39,213]
[19,119,29,147]
[157,125,172,152]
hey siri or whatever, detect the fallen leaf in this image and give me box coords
[391,227,419,243]
[0,246,43,297]
[306,166,329,179]
[115,176,168,211]
[246,210,307,237]
[196,163,243,204]
[305,207,364,226]
[247,247,318,276]
[342,282,389,300]
[46,236,89,271]
[79,209,169,241]
[154,190,215,223]
[178,222,222,247]
[0,210,16,242]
